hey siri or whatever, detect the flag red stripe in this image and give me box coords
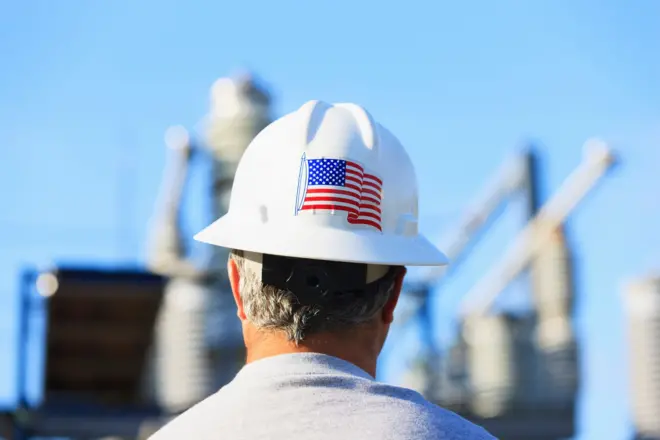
[363,196,380,205]
[304,195,381,215]
[346,168,362,177]
[356,211,381,221]
[306,188,360,198]
[364,173,382,186]
[360,203,381,214]
[362,188,381,199]
[346,160,364,171]
[345,175,362,185]
[303,196,359,207]
[363,180,381,191]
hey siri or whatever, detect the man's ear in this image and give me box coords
[381,267,406,325]
[228,258,247,321]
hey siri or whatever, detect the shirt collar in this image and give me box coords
[234,353,374,381]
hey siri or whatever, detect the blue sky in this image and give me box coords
[1,1,659,439]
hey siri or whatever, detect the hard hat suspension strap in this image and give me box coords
[261,254,395,306]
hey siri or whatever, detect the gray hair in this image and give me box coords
[230,250,400,344]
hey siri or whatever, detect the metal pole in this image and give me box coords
[522,147,542,219]
[15,268,35,440]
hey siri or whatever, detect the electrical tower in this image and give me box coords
[394,140,617,439]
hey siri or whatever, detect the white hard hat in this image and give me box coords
[194,100,448,267]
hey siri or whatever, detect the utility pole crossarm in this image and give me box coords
[460,140,617,317]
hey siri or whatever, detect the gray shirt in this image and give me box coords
[149,353,496,440]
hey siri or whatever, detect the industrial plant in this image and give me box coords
[0,72,655,440]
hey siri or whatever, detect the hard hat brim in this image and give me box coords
[194,214,449,267]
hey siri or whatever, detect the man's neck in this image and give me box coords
[245,331,380,378]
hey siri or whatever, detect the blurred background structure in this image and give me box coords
[1,1,660,439]
[5,74,274,439]
[0,73,630,440]
[144,73,272,413]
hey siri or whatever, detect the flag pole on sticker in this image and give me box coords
[294,153,308,215]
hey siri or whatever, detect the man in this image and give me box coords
[149,100,496,439]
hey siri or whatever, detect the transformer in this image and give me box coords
[530,226,579,409]
[462,313,536,418]
[625,276,660,439]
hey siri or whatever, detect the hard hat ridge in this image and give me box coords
[298,100,378,154]
[333,103,378,152]
[298,100,330,147]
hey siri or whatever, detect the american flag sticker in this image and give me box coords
[295,154,383,231]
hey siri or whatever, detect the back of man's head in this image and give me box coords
[229,250,405,345]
